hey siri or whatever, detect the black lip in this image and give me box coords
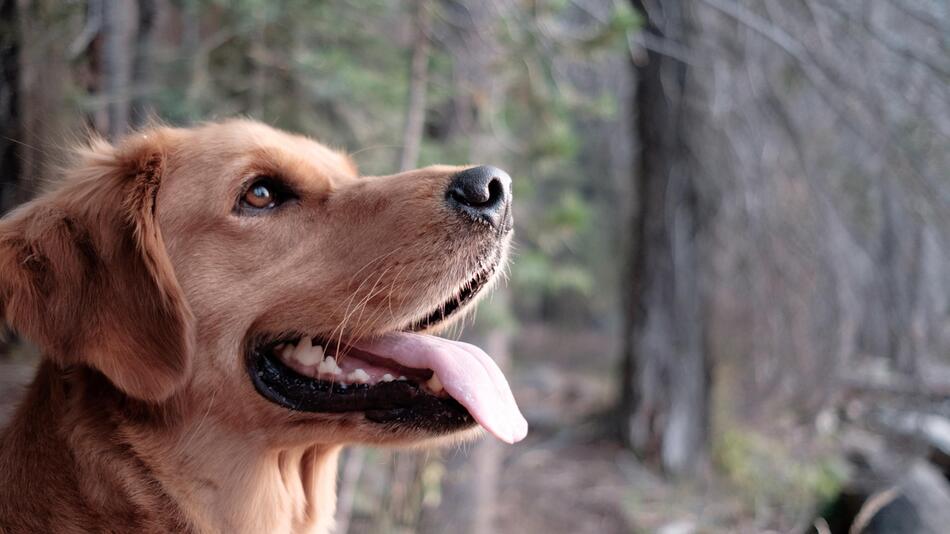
[247,342,475,431]
[408,263,496,331]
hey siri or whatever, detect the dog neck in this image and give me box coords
[0,361,341,534]
[157,426,342,534]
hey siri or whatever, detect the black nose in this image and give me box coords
[446,165,512,230]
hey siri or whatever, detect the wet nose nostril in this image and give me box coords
[450,185,486,206]
[446,165,513,229]
[485,178,504,206]
[450,177,501,207]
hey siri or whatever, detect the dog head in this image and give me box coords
[0,119,526,448]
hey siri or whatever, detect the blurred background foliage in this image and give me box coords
[2,0,950,533]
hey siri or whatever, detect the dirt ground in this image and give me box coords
[495,325,754,534]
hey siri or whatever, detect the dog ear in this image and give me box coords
[0,130,194,402]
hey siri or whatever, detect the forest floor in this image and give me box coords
[498,324,640,533]
[497,324,755,534]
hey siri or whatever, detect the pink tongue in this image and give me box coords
[351,332,528,444]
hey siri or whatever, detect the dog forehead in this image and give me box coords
[198,120,354,175]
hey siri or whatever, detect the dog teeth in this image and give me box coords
[318,356,342,375]
[272,338,419,388]
[347,369,370,383]
[426,374,444,393]
[290,336,313,365]
[296,343,325,366]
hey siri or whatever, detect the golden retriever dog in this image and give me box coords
[0,119,527,533]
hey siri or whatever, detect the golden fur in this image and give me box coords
[0,120,506,533]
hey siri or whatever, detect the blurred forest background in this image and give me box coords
[1,0,949,532]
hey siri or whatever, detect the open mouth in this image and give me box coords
[247,337,475,433]
[246,264,528,442]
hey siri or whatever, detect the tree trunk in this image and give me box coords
[0,0,19,355]
[248,14,266,119]
[101,0,132,139]
[130,0,156,127]
[332,447,365,534]
[0,0,21,215]
[880,177,923,376]
[398,0,430,172]
[620,0,709,477]
[471,324,507,534]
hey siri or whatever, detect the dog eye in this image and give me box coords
[244,183,275,209]
[237,178,294,213]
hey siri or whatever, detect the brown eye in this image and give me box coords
[244,183,275,209]
[237,177,295,213]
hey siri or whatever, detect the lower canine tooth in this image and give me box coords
[347,369,370,383]
[426,374,444,393]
